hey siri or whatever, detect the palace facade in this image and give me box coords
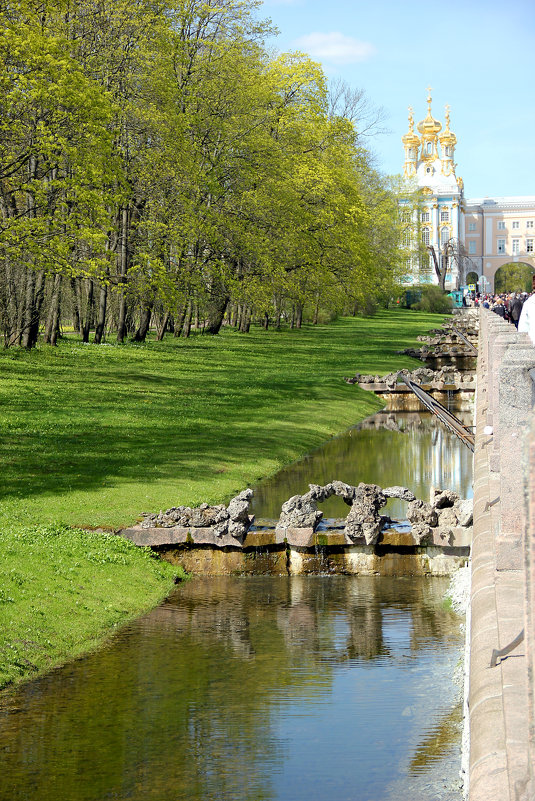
[401,92,535,291]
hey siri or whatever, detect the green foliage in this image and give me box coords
[0,524,180,689]
[0,0,406,345]
[411,285,453,314]
[494,262,534,293]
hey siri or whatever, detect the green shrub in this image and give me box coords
[411,285,453,314]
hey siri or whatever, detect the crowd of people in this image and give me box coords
[468,290,527,327]
[466,276,535,344]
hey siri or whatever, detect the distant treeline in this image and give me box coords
[0,0,405,347]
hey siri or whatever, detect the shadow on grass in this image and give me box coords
[0,311,443,516]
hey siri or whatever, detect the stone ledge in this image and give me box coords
[119,524,472,551]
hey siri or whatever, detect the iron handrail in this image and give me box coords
[451,327,478,355]
[398,374,475,452]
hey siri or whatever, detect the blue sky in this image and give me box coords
[261,0,535,199]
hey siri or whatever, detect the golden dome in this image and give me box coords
[439,104,457,146]
[417,89,442,136]
[402,106,421,147]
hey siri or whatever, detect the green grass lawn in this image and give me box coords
[0,308,446,690]
[0,525,181,689]
[0,310,444,530]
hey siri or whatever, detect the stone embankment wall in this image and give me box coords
[469,309,535,801]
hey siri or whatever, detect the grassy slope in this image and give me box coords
[0,310,443,530]
[0,525,181,689]
[0,309,444,690]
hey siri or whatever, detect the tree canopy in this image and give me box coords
[0,0,405,346]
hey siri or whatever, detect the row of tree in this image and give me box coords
[0,0,405,347]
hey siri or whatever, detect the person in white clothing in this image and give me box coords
[518,275,535,345]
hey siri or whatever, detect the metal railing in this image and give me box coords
[398,373,475,452]
[451,327,478,355]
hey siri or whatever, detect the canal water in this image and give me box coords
[251,410,473,523]
[0,411,472,801]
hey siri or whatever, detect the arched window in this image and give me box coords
[441,227,450,246]
[422,227,430,246]
[403,229,411,247]
[445,146,452,157]
[426,142,433,155]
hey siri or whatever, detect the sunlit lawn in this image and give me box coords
[0,525,181,689]
[0,309,445,530]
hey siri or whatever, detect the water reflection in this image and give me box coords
[251,411,473,521]
[0,576,462,801]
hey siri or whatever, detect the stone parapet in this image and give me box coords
[525,416,535,790]
[469,308,535,801]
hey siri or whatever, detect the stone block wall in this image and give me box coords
[470,308,535,800]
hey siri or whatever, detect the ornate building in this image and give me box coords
[401,91,535,291]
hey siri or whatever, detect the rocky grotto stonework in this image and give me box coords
[344,365,475,390]
[138,483,473,548]
[141,488,254,541]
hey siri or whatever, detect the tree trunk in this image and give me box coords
[20,269,36,348]
[44,273,62,344]
[2,257,21,346]
[70,277,81,334]
[182,300,193,337]
[13,269,29,346]
[21,269,45,348]
[156,312,170,341]
[174,300,188,337]
[263,311,269,329]
[132,300,153,342]
[274,297,282,330]
[205,293,229,335]
[82,279,95,343]
[239,306,251,333]
[28,270,46,348]
[312,294,320,325]
[94,279,108,344]
[116,206,130,343]
[235,303,243,331]
[295,303,303,329]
